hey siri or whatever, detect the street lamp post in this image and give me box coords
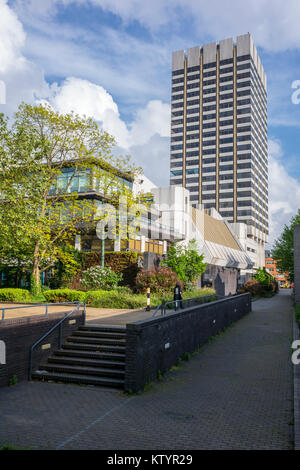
[101,230,105,268]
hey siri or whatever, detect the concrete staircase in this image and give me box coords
[32,324,126,389]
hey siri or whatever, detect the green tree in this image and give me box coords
[162,239,207,289]
[0,103,140,294]
[253,267,273,287]
[272,209,300,282]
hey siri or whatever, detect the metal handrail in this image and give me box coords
[0,301,81,321]
[28,302,86,380]
[152,294,218,318]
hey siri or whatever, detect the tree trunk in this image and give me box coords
[31,257,41,296]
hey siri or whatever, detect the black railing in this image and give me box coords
[28,302,86,380]
[152,294,219,318]
[1,301,83,321]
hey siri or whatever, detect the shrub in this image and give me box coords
[0,288,31,302]
[161,240,207,289]
[135,267,178,293]
[244,279,262,295]
[151,287,217,310]
[115,286,133,295]
[183,287,216,299]
[88,286,217,310]
[84,289,109,305]
[90,291,147,309]
[245,272,279,297]
[81,266,122,290]
[82,251,141,288]
[41,285,51,292]
[272,280,279,293]
[43,289,86,303]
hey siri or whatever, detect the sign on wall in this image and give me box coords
[0,340,6,365]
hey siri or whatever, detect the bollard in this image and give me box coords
[146,287,151,311]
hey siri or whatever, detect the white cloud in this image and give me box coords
[43,76,170,182]
[0,2,170,184]
[2,0,300,244]
[121,134,170,187]
[48,77,130,148]
[0,0,49,115]
[183,0,300,52]
[268,138,283,159]
[0,0,26,73]
[45,76,170,149]
[129,100,170,146]
[268,138,300,245]
[16,0,300,52]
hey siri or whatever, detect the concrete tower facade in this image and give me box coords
[170,33,268,248]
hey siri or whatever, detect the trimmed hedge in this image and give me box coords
[43,289,87,303]
[0,288,31,302]
[42,286,217,310]
[84,290,110,304]
[90,291,147,309]
[88,287,216,310]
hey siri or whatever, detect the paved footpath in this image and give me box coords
[0,290,294,450]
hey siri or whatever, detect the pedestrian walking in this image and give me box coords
[174,281,183,310]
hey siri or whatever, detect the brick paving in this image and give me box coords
[0,290,294,450]
[293,304,300,450]
[0,302,150,324]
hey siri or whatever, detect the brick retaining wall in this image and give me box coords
[0,309,85,388]
[125,293,251,392]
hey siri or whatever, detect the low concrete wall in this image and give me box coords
[203,265,238,296]
[0,309,85,388]
[125,293,251,392]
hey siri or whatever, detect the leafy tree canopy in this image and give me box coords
[0,103,141,293]
[162,239,207,289]
[272,209,300,282]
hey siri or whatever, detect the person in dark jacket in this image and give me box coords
[174,281,183,310]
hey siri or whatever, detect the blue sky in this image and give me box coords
[1,0,300,245]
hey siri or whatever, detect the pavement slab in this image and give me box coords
[0,290,294,450]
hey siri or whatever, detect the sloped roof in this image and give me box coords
[203,213,242,251]
[191,207,253,269]
[191,207,241,251]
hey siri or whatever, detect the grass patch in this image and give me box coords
[8,375,18,386]
[143,382,153,392]
[0,442,34,450]
[183,352,191,361]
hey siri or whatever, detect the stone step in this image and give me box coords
[53,348,125,362]
[66,336,126,346]
[38,363,125,379]
[79,324,126,334]
[48,355,125,369]
[32,371,124,388]
[62,342,125,354]
[72,330,126,340]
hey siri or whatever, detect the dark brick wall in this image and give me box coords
[0,309,85,388]
[125,293,251,392]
